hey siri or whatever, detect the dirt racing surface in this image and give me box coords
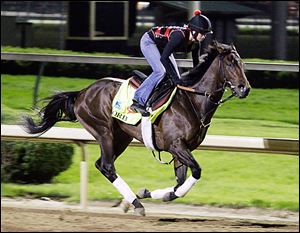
[1,198,299,232]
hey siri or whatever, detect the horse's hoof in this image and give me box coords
[134,207,146,216]
[136,188,151,199]
[162,191,178,202]
[120,199,131,213]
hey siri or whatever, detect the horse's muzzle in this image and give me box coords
[234,85,250,98]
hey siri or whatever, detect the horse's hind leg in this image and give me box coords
[76,115,145,215]
[95,132,146,215]
[111,126,140,213]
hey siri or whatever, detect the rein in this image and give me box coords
[176,53,236,128]
[177,84,234,105]
[153,52,236,165]
[177,52,235,105]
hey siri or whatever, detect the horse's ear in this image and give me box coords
[212,40,218,46]
[209,40,217,51]
[210,40,225,54]
[214,41,224,54]
[230,43,236,51]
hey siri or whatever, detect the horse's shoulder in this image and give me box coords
[166,90,190,113]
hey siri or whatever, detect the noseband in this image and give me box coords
[176,50,242,128]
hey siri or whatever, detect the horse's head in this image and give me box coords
[212,41,251,98]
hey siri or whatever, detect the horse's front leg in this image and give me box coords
[163,139,201,202]
[137,147,199,202]
[136,158,187,200]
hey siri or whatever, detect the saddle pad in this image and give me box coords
[112,78,177,125]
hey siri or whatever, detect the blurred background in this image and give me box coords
[1,1,299,60]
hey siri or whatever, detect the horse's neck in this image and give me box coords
[185,56,225,123]
[194,56,224,99]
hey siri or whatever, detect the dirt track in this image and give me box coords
[1,198,299,232]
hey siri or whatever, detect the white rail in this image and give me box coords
[1,125,298,155]
[1,125,299,209]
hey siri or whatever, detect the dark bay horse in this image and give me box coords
[23,41,250,216]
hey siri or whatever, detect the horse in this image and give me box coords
[23,40,251,216]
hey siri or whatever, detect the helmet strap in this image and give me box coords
[191,30,199,41]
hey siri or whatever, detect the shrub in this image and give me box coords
[1,141,74,184]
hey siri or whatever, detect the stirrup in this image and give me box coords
[131,102,149,116]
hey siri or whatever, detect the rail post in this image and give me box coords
[77,142,88,210]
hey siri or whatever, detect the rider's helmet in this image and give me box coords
[188,10,213,38]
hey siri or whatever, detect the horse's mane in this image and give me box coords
[181,40,233,86]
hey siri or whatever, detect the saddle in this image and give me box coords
[129,70,175,111]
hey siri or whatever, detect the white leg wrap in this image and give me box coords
[174,175,198,197]
[150,187,174,199]
[112,175,137,204]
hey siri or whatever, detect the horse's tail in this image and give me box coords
[23,91,80,135]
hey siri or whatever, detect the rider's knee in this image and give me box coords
[153,67,166,79]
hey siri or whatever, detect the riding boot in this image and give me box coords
[130,100,149,116]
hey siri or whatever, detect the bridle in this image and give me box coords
[177,50,241,127]
[177,51,237,105]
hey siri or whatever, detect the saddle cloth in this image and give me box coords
[112,77,177,125]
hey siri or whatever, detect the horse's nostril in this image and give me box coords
[236,85,250,98]
[237,85,245,92]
